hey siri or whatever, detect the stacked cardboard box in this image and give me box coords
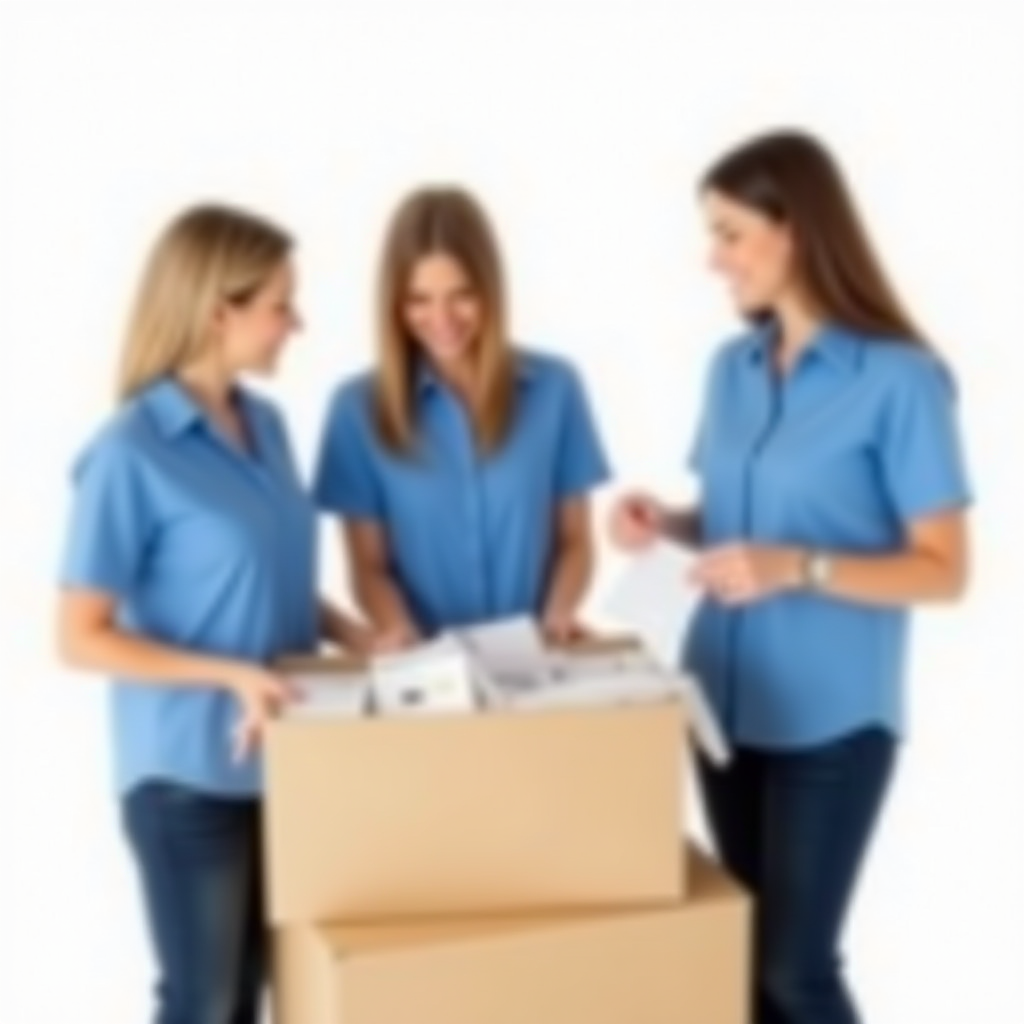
[264,642,750,1023]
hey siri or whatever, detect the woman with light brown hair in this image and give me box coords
[56,204,373,1024]
[313,186,610,641]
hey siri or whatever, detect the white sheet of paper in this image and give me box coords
[284,673,369,718]
[455,616,549,676]
[602,539,698,659]
[547,646,654,680]
[371,632,465,669]
[497,666,682,710]
[370,636,479,715]
[602,541,731,766]
[674,673,731,766]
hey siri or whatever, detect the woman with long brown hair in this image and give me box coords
[610,130,972,1024]
[56,204,374,1024]
[314,186,609,642]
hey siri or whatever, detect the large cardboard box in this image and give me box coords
[272,846,751,1024]
[264,652,687,924]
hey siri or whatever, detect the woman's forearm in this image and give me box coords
[542,537,594,624]
[318,598,366,650]
[354,569,420,636]
[58,621,246,691]
[805,548,967,606]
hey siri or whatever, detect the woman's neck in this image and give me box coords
[177,358,236,417]
[771,296,823,372]
[431,355,478,405]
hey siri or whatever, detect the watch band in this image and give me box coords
[802,550,832,591]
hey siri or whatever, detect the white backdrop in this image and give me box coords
[1,2,1021,1022]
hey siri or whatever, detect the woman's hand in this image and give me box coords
[608,491,667,552]
[339,619,416,656]
[367,623,418,654]
[329,604,420,656]
[226,666,299,761]
[691,544,803,606]
[370,620,421,652]
[540,610,592,647]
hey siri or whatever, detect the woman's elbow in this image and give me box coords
[936,556,970,603]
[57,590,120,670]
[55,609,102,670]
[948,562,970,602]
[56,621,89,668]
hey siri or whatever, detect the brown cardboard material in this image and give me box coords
[264,643,687,924]
[264,697,686,924]
[272,845,751,1024]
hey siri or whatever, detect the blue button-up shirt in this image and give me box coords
[683,323,972,749]
[313,349,610,633]
[59,378,319,796]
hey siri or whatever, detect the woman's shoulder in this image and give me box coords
[513,345,590,390]
[332,368,376,405]
[858,334,945,371]
[69,395,161,480]
[319,368,379,433]
[854,335,956,400]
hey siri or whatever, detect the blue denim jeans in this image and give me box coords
[699,726,897,1024]
[121,781,266,1024]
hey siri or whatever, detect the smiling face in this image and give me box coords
[216,258,301,377]
[702,188,797,316]
[374,187,514,453]
[401,252,485,369]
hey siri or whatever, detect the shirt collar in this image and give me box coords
[745,319,862,373]
[141,377,204,437]
[414,351,537,397]
[141,376,255,439]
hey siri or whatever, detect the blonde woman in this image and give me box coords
[313,186,610,642]
[57,205,371,1024]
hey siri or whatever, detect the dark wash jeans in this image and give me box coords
[121,781,266,1024]
[699,726,897,1024]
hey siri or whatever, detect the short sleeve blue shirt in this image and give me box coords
[313,349,610,633]
[683,323,973,748]
[60,378,319,796]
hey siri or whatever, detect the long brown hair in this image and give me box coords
[374,186,516,454]
[116,204,293,402]
[700,129,929,348]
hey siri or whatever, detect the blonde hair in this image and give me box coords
[116,203,293,402]
[374,186,516,454]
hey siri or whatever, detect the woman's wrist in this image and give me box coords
[662,507,701,548]
[791,548,834,592]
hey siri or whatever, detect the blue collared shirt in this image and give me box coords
[683,323,972,749]
[59,378,318,796]
[313,349,610,633]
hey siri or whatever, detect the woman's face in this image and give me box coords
[402,253,484,367]
[703,189,796,315]
[219,258,302,377]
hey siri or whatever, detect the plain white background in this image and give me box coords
[1,2,1021,1021]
